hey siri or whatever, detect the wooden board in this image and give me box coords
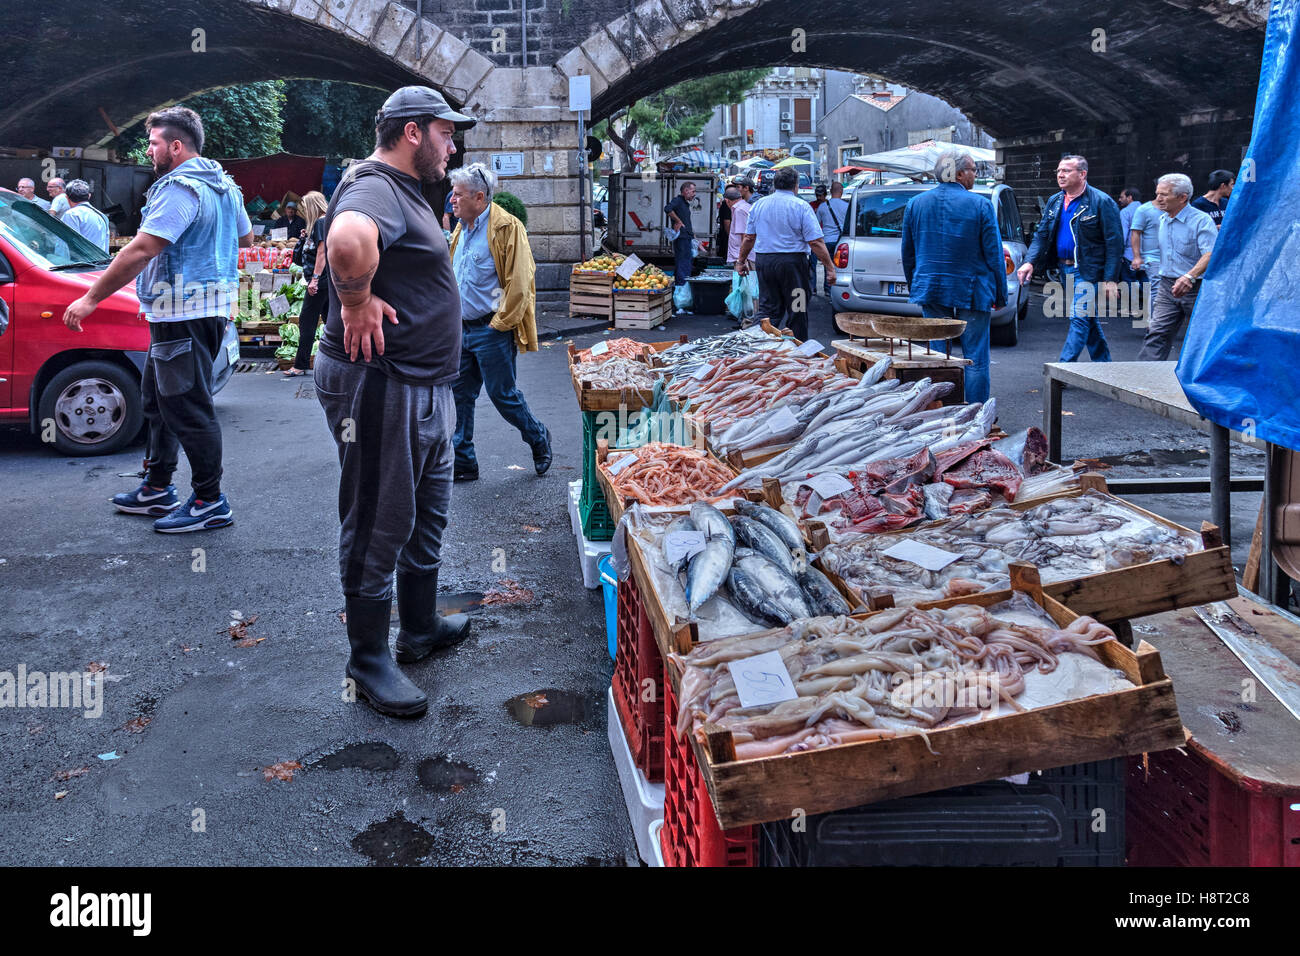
[809,482,1237,627]
[682,570,1186,828]
[614,291,672,330]
[569,273,614,320]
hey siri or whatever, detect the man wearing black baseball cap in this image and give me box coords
[314,86,477,717]
[271,199,306,241]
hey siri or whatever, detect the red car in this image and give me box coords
[0,188,238,455]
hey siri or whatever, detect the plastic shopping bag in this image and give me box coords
[673,282,694,312]
[725,271,755,321]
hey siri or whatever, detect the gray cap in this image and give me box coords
[376,86,476,131]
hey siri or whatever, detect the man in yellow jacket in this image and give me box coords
[447,162,550,480]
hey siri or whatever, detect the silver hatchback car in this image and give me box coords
[829,182,1031,345]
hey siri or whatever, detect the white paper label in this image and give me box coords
[590,340,610,356]
[269,294,291,317]
[606,451,638,475]
[244,260,263,274]
[744,323,771,340]
[663,530,706,565]
[255,271,276,292]
[882,539,963,571]
[766,405,801,434]
[615,254,644,279]
[791,338,824,357]
[800,472,853,498]
[692,362,713,380]
[727,651,799,709]
[271,227,288,241]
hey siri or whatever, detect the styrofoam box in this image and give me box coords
[578,533,612,590]
[567,479,582,540]
[648,820,664,867]
[607,687,665,865]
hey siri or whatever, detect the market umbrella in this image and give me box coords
[833,165,867,174]
[849,140,995,179]
[772,156,812,168]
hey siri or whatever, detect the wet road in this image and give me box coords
[0,288,1269,866]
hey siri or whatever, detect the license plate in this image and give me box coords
[888,282,909,296]
[226,339,240,364]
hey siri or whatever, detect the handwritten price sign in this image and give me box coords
[727,650,798,708]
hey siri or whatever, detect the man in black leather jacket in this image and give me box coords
[1017,155,1125,362]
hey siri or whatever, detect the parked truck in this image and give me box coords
[604,170,719,267]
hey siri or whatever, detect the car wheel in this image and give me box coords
[991,315,1019,347]
[1017,290,1030,322]
[37,360,142,456]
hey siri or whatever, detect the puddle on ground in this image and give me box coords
[1094,448,1210,468]
[439,591,486,614]
[351,812,435,866]
[312,741,400,772]
[416,756,479,793]
[505,689,591,728]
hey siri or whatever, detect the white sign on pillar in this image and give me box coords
[568,75,592,113]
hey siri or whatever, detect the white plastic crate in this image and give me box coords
[607,687,665,865]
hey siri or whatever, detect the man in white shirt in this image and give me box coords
[47,177,70,218]
[60,180,111,253]
[815,181,849,295]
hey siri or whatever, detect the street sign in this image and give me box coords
[568,75,591,112]
[632,148,647,163]
[490,152,524,177]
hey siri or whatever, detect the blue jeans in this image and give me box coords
[1059,265,1112,363]
[453,323,546,471]
[672,235,694,288]
[923,306,991,405]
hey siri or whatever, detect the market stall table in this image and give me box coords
[1042,360,1264,548]
[1125,591,1300,866]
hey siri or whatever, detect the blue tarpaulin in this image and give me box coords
[1177,0,1300,452]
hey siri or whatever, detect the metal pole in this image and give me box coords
[520,0,527,66]
[1261,442,1276,604]
[1210,423,1231,550]
[578,109,588,262]
[416,0,422,60]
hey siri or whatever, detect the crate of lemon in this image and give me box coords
[569,254,624,320]
[613,265,672,330]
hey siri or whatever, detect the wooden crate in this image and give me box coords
[679,564,1185,829]
[804,475,1237,629]
[570,272,614,320]
[565,343,657,412]
[593,438,743,528]
[614,290,672,330]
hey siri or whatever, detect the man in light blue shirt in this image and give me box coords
[1137,173,1217,361]
[735,167,836,341]
[47,178,70,218]
[15,177,51,210]
[60,180,110,253]
[1128,197,1162,323]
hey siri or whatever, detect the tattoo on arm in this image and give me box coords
[333,266,376,295]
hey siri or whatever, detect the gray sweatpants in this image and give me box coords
[314,351,455,600]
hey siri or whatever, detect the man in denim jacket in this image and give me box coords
[64,107,252,532]
[1017,155,1125,363]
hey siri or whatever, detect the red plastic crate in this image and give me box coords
[1126,748,1300,866]
[660,665,758,867]
[611,575,665,782]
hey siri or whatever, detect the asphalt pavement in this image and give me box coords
[0,287,1269,866]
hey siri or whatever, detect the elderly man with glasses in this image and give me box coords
[15,177,51,210]
[447,161,550,482]
[1136,173,1218,361]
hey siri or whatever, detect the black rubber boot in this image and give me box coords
[345,596,428,717]
[393,571,471,664]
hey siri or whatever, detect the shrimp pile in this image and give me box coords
[670,601,1123,760]
[668,351,853,428]
[571,355,656,390]
[604,441,737,506]
[574,338,646,364]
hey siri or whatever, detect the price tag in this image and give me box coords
[743,323,771,340]
[766,405,800,434]
[244,260,263,274]
[255,271,276,292]
[799,472,853,498]
[663,530,706,566]
[727,650,799,709]
[615,254,644,279]
[271,227,288,241]
[590,340,610,357]
[882,539,963,571]
[791,338,824,357]
[691,362,714,380]
[606,451,639,475]
[268,294,291,317]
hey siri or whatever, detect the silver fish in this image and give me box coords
[690,501,734,545]
[797,565,853,616]
[661,515,698,575]
[733,552,812,621]
[685,536,733,613]
[736,499,807,562]
[731,514,799,576]
[727,565,793,626]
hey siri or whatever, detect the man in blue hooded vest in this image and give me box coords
[64,107,252,532]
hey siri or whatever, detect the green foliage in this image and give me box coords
[281,81,390,162]
[118,82,285,160]
[629,69,771,150]
[493,191,527,227]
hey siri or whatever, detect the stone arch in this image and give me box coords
[0,0,495,146]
